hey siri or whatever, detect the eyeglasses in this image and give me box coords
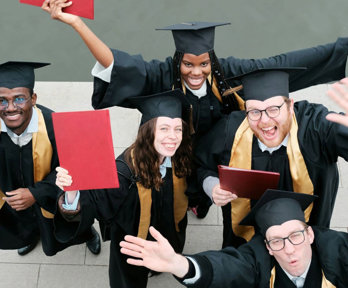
[0,97,31,111]
[266,228,307,251]
[246,101,286,121]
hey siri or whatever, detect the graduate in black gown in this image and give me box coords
[42,0,348,217]
[0,61,100,256]
[120,189,348,288]
[195,69,348,248]
[54,90,192,288]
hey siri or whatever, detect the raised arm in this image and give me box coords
[41,0,113,68]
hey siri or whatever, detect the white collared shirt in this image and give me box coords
[283,259,311,288]
[1,107,38,147]
[258,134,289,154]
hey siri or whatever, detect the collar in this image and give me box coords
[1,107,38,146]
[184,81,207,98]
[283,259,311,286]
[257,134,289,154]
[159,156,172,178]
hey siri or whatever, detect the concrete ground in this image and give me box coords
[0,82,347,288]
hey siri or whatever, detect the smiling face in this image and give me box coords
[0,87,36,135]
[154,117,183,163]
[180,52,211,90]
[265,220,314,277]
[246,96,294,148]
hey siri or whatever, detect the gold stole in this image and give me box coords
[229,115,314,241]
[269,266,336,287]
[0,106,54,218]
[136,165,188,240]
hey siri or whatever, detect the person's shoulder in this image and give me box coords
[35,104,54,116]
[313,226,348,250]
[116,151,136,183]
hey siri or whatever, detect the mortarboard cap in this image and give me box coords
[230,67,306,102]
[239,189,317,236]
[157,22,230,56]
[0,61,50,90]
[128,89,190,125]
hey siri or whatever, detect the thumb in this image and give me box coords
[148,226,166,243]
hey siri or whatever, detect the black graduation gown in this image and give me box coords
[196,100,348,247]
[54,153,188,288]
[91,38,348,213]
[92,38,348,111]
[180,227,348,288]
[0,104,91,256]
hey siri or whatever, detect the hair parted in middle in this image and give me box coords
[124,117,192,191]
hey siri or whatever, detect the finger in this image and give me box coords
[119,240,143,253]
[123,235,146,247]
[148,226,165,243]
[56,167,69,174]
[120,247,143,259]
[326,113,348,126]
[126,258,144,267]
[5,191,18,196]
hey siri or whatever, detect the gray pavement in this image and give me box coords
[0,83,347,288]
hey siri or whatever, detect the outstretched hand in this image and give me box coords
[120,226,189,278]
[326,78,348,127]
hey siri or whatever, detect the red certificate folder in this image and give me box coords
[20,0,94,19]
[218,165,280,200]
[52,110,119,191]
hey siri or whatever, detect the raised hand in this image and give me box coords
[120,226,189,278]
[41,0,80,26]
[326,78,348,127]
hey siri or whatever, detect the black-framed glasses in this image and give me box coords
[0,97,31,111]
[266,228,307,251]
[246,101,286,121]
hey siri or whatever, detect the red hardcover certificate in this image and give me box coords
[218,165,280,200]
[52,110,119,191]
[20,0,94,19]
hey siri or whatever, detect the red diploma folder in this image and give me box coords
[20,0,94,19]
[52,110,119,191]
[218,165,280,200]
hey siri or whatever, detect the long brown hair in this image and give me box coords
[124,118,192,190]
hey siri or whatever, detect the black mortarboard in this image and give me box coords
[0,61,50,90]
[157,22,230,55]
[128,89,190,125]
[239,189,317,236]
[230,68,306,102]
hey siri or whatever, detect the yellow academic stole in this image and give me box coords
[229,115,314,241]
[269,267,336,287]
[0,106,54,218]
[136,164,188,240]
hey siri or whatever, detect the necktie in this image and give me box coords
[292,276,305,288]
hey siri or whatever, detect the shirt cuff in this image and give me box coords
[91,60,114,83]
[202,176,220,201]
[62,191,81,210]
[182,257,201,285]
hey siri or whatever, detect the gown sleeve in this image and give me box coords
[221,37,348,92]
